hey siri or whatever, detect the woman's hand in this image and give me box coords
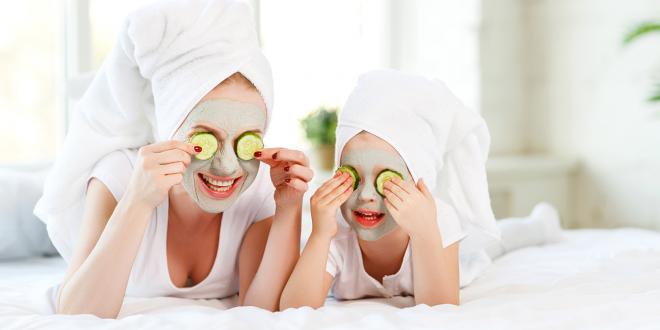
[254,148,313,208]
[125,140,198,209]
[382,177,439,240]
[309,172,353,239]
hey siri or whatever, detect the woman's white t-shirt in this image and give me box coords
[88,149,275,299]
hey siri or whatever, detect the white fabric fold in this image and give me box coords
[335,70,500,244]
[34,0,273,260]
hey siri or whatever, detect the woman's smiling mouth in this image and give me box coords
[352,209,386,228]
[196,172,243,199]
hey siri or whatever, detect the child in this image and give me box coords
[280,70,503,308]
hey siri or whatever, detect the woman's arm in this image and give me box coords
[57,179,153,318]
[280,172,353,309]
[383,178,460,306]
[238,204,301,311]
[57,141,196,318]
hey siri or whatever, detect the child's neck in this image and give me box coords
[357,227,410,283]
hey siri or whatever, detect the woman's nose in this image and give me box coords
[212,143,240,176]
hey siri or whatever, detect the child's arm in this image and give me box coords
[382,178,460,306]
[280,172,354,309]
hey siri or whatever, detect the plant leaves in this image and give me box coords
[623,22,660,45]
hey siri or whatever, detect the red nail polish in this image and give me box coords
[254,151,262,157]
[272,152,278,160]
[285,178,291,183]
[194,146,202,153]
[284,166,290,172]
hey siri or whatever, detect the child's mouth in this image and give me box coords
[197,172,242,199]
[352,209,385,228]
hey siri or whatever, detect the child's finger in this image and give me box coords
[382,188,403,208]
[384,197,399,213]
[383,180,408,199]
[316,173,350,197]
[322,176,354,203]
[392,177,414,194]
[417,178,433,199]
[330,186,353,206]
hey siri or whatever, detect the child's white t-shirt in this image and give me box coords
[325,199,477,300]
[86,149,275,299]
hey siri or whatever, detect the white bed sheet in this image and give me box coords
[1,228,660,330]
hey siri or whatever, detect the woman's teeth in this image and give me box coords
[201,174,236,192]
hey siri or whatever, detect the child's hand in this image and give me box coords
[382,177,439,240]
[309,172,354,239]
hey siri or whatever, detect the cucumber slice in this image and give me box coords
[235,132,264,161]
[335,165,360,190]
[375,169,403,197]
[190,132,218,160]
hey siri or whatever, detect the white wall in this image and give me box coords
[482,0,660,229]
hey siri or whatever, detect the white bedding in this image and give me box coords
[1,228,660,329]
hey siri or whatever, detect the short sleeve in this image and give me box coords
[325,239,343,277]
[88,150,135,202]
[435,197,466,248]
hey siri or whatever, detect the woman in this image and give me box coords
[34,0,310,318]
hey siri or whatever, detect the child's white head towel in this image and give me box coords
[34,0,272,260]
[335,70,500,243]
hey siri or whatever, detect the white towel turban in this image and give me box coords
[335,70,500,242]
[34,0,273,260]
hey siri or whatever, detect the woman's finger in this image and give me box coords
[285,177,308,192]
[159,162,187,175]
[154,148,192,166]
[284,164,314,182]
[253,147,283,166]
[257,148,309,166]
[149,140,198,155]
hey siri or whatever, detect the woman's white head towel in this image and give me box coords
[335,70,500,243]
[34,0,273,260]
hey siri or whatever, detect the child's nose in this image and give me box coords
[357,183,378,203]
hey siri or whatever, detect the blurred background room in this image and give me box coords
[1,0,660,258]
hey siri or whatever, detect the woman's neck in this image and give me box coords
[168,185,219,232]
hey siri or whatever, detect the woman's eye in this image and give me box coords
[189,132,219,160]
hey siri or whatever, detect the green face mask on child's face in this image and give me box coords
[339,133,412,241]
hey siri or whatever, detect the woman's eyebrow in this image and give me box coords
[190,123,226,139]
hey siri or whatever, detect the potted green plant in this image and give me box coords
[300,106,338,171]
[624,21,660,102]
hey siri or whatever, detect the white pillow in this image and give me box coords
[0,165,58,260]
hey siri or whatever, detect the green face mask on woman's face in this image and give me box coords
[173,99,266,213]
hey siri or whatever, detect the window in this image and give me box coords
[0,0,63,163]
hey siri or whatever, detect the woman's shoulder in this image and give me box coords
[88,149,138,201]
